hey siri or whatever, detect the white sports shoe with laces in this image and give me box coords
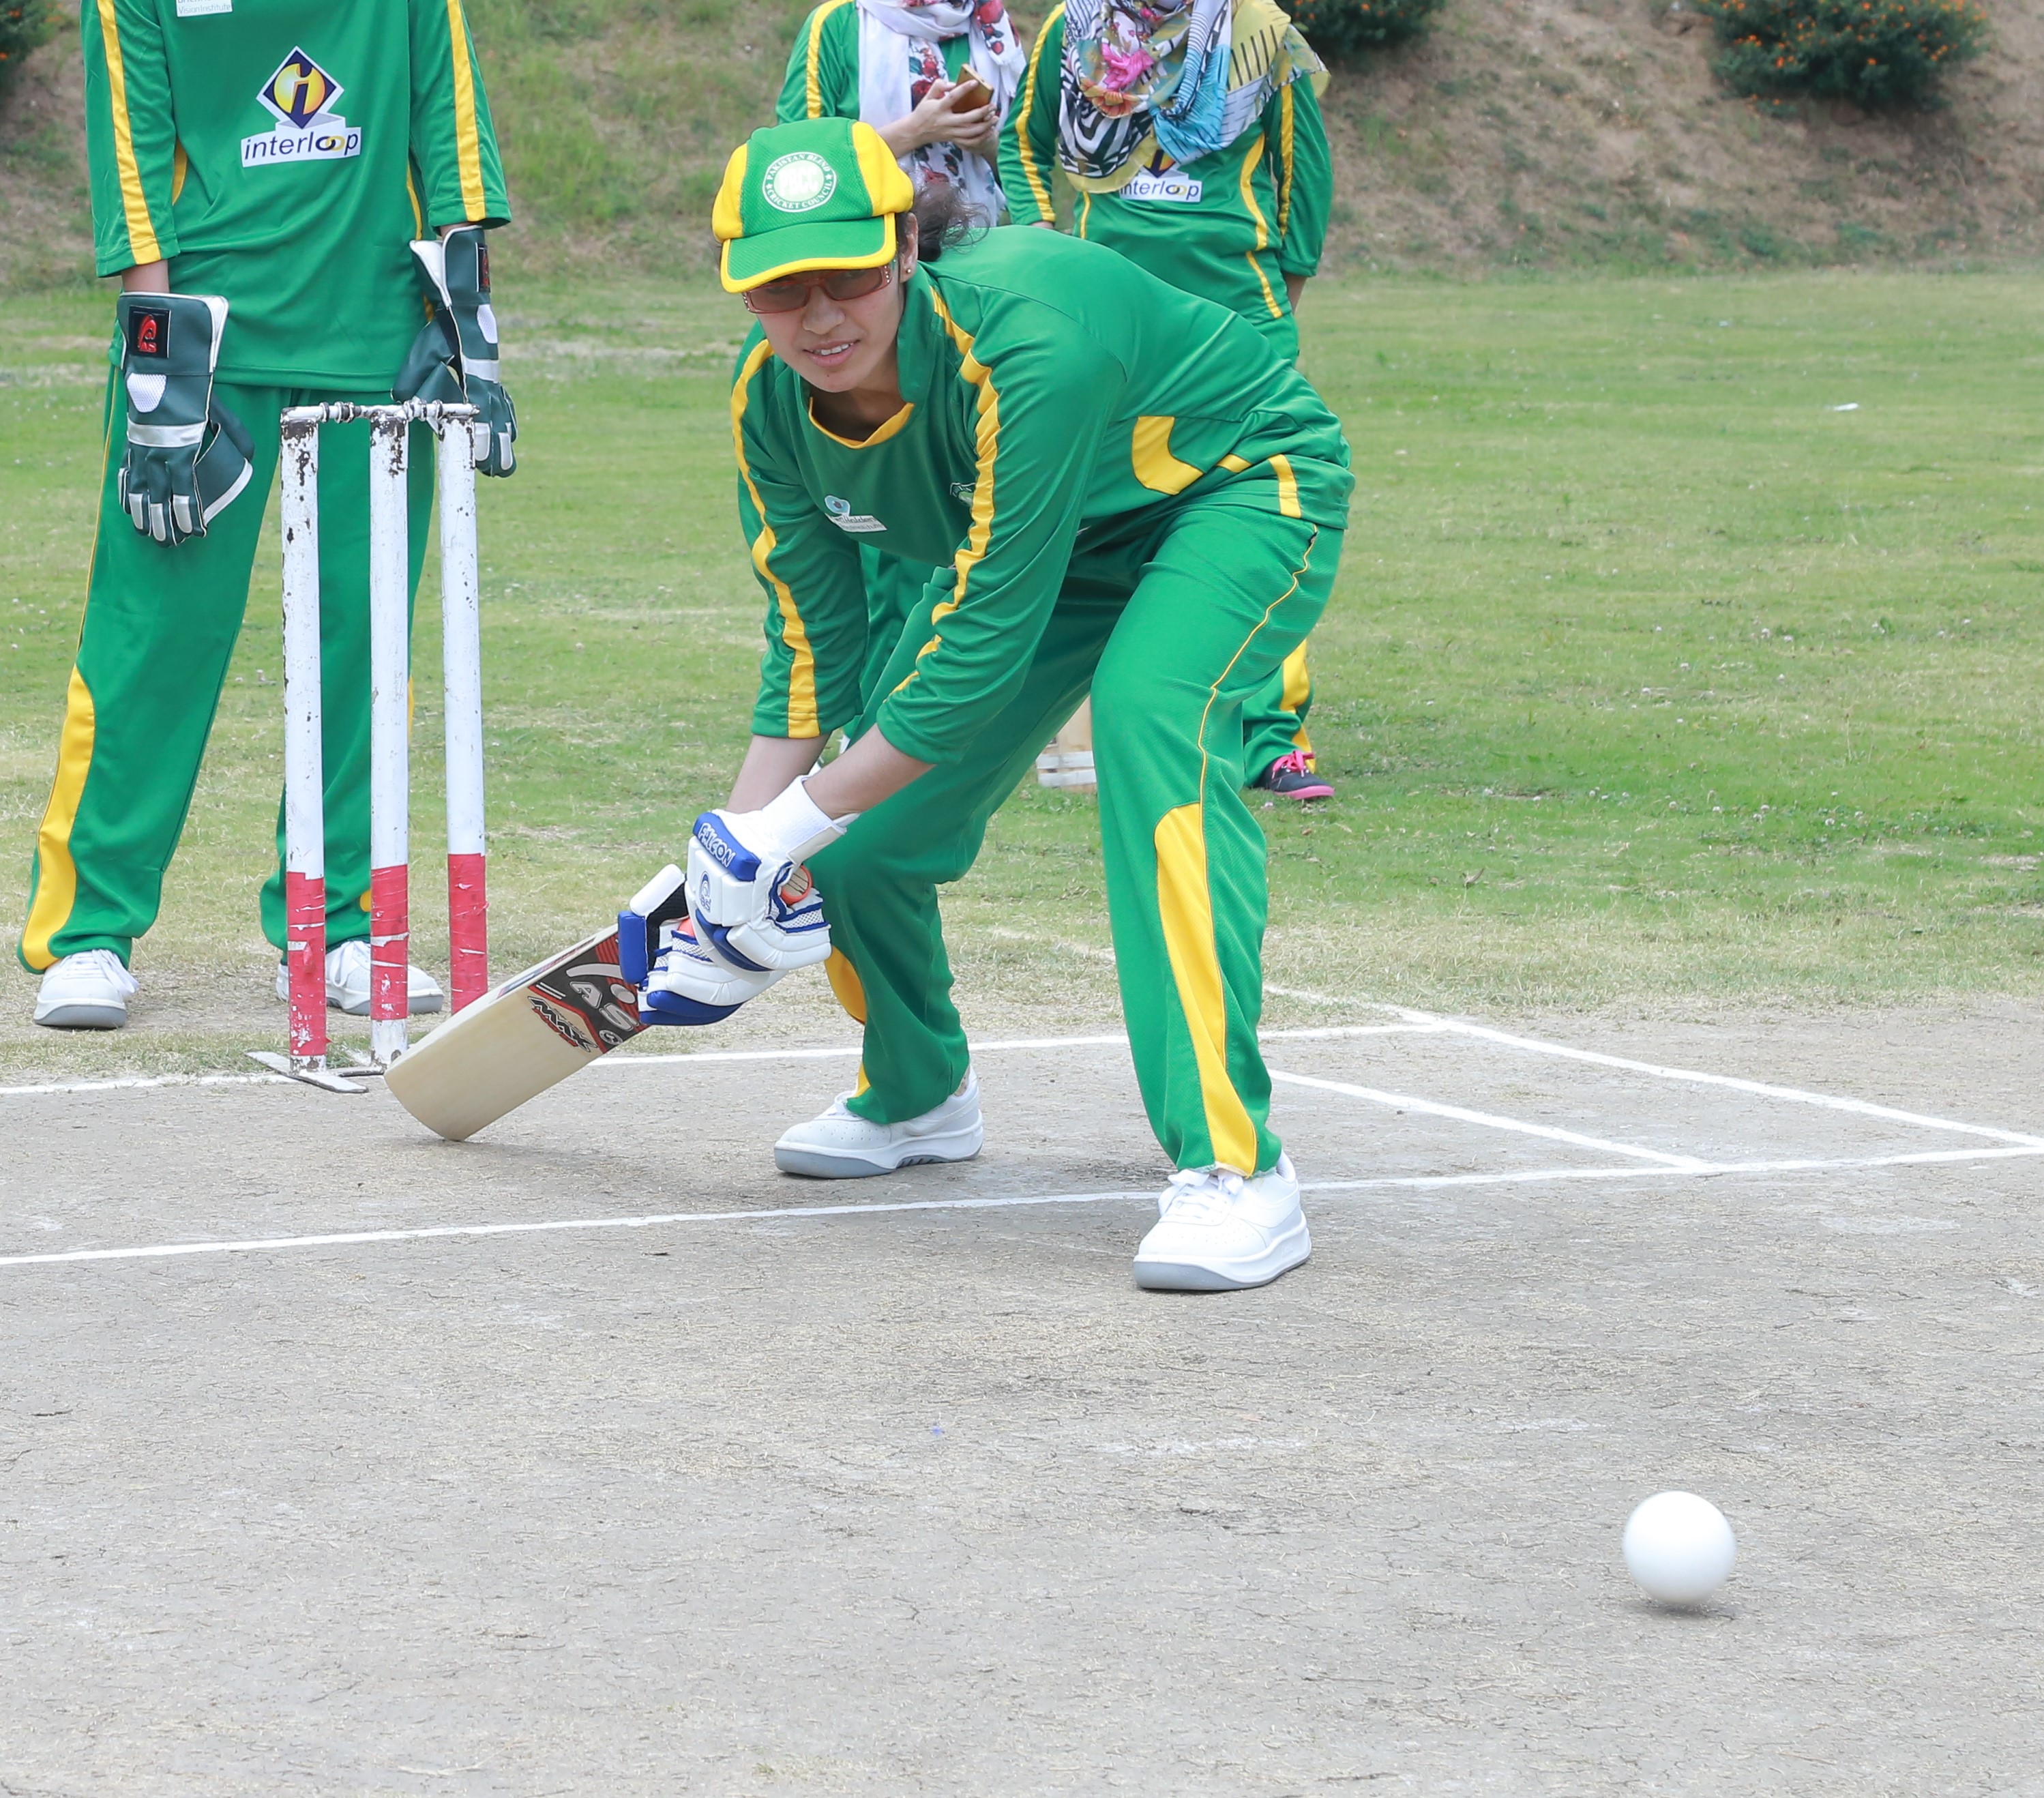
[32,949,138,1030]
[272,939,445,1016]
[774,1072,983,1178]
[1134,1153,1310,1292]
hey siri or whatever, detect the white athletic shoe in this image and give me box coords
[774,1072,983,1179]
[32,949,138,1031]
[272,939,445,1016]
[1134,1154,1311,1292]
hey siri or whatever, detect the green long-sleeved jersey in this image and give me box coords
[997,5,1329,357]
[81,0,508,385]
[732,229,1350,765]
[777,0,977,125]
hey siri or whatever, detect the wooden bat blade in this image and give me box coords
[384,928,647,1140]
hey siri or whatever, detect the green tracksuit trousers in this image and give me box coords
[18,376,433,972]
[860,552,1318,788]
[811,484,1342,1177]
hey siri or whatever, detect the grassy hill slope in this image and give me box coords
[3,0,2039,287]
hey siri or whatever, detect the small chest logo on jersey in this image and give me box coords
[1121,168,1202,203]
[825,495,886,533]
[243,49,362,167]
[175,0,233,15]
[949,480,976,503]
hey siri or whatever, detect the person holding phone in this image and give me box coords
[775,0,1028,718]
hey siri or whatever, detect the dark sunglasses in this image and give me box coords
[742,261,898,314]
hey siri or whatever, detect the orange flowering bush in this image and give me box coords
[1288,0,1445,63]
[0,0,57,87]
[1695,0,1989,107]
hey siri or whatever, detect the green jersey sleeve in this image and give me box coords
[997,5,1065,229]
[80,0,179,273]
[778,0,861,123]
[1271,78,1330,279]
[732,343,871,740]
[408,0,509,229]
[874,321,1125,763]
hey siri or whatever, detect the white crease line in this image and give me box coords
[5,1145,2039,1270]
[0,1070,294,1098]
[1268,1068,1708,1168]
[602,1024,1435,1069]
[1388,1008,2044,1149]
[0,1026,1439,1096]
[989,924,2044,1149]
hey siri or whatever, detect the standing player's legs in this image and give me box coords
[19,377,286,981]
[1089,490,1339,1179]
[1241,643,1330,797]
[801,582,1125,1136]
[257,401,436,957]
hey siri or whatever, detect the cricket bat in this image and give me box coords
[384,866,690,1140]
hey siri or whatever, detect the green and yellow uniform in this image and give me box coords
[23,0,507,971]
[999,0,1333,779]
[733,225,1350,1175]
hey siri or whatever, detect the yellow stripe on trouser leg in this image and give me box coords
[825,949,868,1023]
[1243,636,1317,778]
[1153,801,1259,1174]
[1091,490,1337,1176]
[20,668,98,971]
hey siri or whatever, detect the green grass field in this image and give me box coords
[1,267,2039,1078]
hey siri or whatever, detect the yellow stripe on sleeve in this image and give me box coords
[1013,7,1064,222]
[730,340,820,736]
[93,0,160,265]
[445,0,487,218]
[1276,87,1296,238]
[893,290,1000,693]
[806,0,854,118]
[22,667,99,969]
[1131,417,1202,495]
[1236,136,1283,321]
[1268,454,1302,518]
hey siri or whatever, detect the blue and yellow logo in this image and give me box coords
[258,48,343,130]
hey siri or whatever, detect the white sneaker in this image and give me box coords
[1134,1153,1311,1292]
[774,1072,983,1179]
[32,949,138,1030]
[272,939,445,1016]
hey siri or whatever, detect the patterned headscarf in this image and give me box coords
[1056,0,1322,190]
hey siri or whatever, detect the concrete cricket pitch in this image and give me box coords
[3,999,2041,1795]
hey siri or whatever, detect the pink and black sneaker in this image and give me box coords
[1254,750,1335,802]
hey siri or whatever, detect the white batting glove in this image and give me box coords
[640,915,784,1023]
[687,782,849,973]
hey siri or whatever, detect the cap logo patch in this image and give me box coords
[762,151,837,214]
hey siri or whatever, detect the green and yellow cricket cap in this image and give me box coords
[713,117,917,293]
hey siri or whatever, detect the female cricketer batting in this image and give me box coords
[999,0,1337,801]
[647,117,1351,1292]
[21,0,512,1031]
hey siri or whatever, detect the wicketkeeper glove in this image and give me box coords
[114,293,254,546]
[392,224,518,475]
[686,780,849,975]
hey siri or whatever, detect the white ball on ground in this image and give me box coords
[1622,1491,1736,1606]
